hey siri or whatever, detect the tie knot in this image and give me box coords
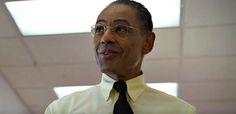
[113,81,127,94]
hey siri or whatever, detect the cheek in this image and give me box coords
[118,39,131,51]
[129,38,143,51]
[93,38,100,49]
[120,41,138,58]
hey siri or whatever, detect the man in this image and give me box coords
[45,0,196,114]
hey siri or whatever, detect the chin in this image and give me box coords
[100,68,112,73]
[100,66,116,75]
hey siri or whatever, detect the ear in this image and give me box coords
[142,32,155,55]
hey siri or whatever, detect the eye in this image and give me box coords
[95,25,105,34]
[114,25,128,34]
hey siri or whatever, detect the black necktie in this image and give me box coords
[113,81,133,114]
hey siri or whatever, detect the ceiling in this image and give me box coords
[0,0,175,113]
[0,0,236,114]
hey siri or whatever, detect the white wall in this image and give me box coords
[0,73,31,114]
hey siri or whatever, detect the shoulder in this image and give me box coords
[56,85,98,103]
[144,86,186,103]
[45,85,99,114]
[142,86,196,113]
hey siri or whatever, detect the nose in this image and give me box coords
[100,29,115,44]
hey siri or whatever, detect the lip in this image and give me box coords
[98,48,120,60]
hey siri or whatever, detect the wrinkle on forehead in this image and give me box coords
[96,4,138,27]
[96,19,131,26]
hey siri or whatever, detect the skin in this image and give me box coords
[93,4,155,81]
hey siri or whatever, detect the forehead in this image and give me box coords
[96,4,139,26]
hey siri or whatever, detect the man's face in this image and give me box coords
[93,4,146,78]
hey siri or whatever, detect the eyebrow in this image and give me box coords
[96,19,106,24]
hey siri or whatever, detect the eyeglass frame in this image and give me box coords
[91,24,138,37]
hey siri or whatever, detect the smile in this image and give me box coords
[98,49,120,60]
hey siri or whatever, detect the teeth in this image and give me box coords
[103,51,109,55]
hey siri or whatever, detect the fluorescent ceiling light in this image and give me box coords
[54,82,178,98]
[147,82,178,97]
[5,0,180,36]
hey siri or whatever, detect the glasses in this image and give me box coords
[91,24,137,37]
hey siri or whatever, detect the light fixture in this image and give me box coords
[5,0,180,36]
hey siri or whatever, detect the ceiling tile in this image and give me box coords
[16,88,57,107]
[192,101,236,114]
[184,0,236,26]
[29,105,45,114]
[0,38,34,66]
[1,66,47,88]
[39,63,101,87]
[0,73,31,114]
[2,63,101,89]
[146,28,181,59]
[179,81,236,101]
[24,34,95,65]
[183,25,236,57]
[142,59,179,82]
[181,57,236,81]
[0,1,19,37]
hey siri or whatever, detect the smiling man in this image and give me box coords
[45,0,196,114]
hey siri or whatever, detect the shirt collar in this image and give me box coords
[100,73,146,102]
[100,73,116,101]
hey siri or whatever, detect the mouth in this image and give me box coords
[98,48,120,60]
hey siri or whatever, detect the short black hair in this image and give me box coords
[109,0,153,32]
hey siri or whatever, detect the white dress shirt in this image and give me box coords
[45,73,196,114]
